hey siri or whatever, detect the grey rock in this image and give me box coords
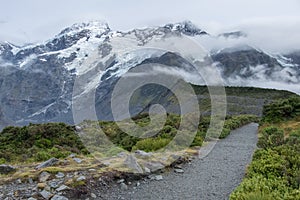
[35,158,59,170]
[143,162,165,172]
[174,165,183,169]
[120,182,128,190]
[117,179,125,184]
[39,171,51,182]
[28,178,34,184]
[55,172,65,179]
[90,193,97,198]
[144,167,151,173]
[117,152,127,158]
[28,198,37,200]
[0,164,16,174]
[134,150,152,158]
[40,189,52,199]
[51,195,69,200]
[73,158,82,164]
[56,185,69,192]
[148,175,163,181]
[174,169,184,173]
[76,175,86,181]
[48,180,62,189]
[154,175,163,181]
[68,153,76,158]
[75,126,82,131]
[124,155,143,173]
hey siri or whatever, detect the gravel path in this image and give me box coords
[103,123,258,200]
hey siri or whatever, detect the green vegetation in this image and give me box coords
[0,113,258,163]
[2,86,292,164]
[100,113,258,152]
[262,97,300,123]
[220,115,259,139]
[0,123,88,163]
[230,97,300,200]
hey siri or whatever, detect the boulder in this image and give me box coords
[35,158,59,170]
[0,164,16,174]
[124,155,143,173]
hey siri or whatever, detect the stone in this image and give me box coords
[174,169,184,173]
[0,164,16,174]
[118,152,127,158]
[117,179,125,184]
[48,180,62,189]
[75,126,82,131]
[90,193,97,198]
[154,175,163,181]
[143,162,165,172]
[144,167,151,173]
[40,189,52,199]
[149,175,163,181]
[120,182,128,190]
[76,175,86,181]
[51,195,69,200]
[124,155,143,173]
[56,185,69,192]
[28,178,34,184]
[37,183,46,189]
[28,198,37,200]
[39,171,51,182]
[55,172,65,179]
[68,153,76,158]
[174,165,183,169]
[136,182,140,187]
[16,179,22,184]
[134,150,152,158]
[35,158,59,170]
[73,158,82,164]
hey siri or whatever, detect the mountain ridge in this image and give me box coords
[0,20,299,129]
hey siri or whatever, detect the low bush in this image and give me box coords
[0,123,88,163]
[231,98,300,199]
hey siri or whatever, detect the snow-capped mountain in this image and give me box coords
[0,20,299,128]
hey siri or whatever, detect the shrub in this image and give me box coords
[257,127,284,149]
[132,138,171,152]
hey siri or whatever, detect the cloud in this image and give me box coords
[196,16,300,54]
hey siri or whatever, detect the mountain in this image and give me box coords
[0,20,299,129]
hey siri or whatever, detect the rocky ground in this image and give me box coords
[0,123,258,200]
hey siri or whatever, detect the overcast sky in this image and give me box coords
[1,0,300,49]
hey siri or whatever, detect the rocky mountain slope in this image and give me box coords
[0,21,299,128]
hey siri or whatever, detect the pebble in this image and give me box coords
[39,171,51,182]
[90,193,97,198]
[55,172,65,179]
[120,182,128,190]
[40,189,52,199]
[174,169,184,173]
[51,194,69,200]
[56,185,69,192]
[73,158,83,164]
[144,167,151,173]
[77,175,86,181]
[117,179,125,184]
[154,175,163,181]
[37,182,46,189]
